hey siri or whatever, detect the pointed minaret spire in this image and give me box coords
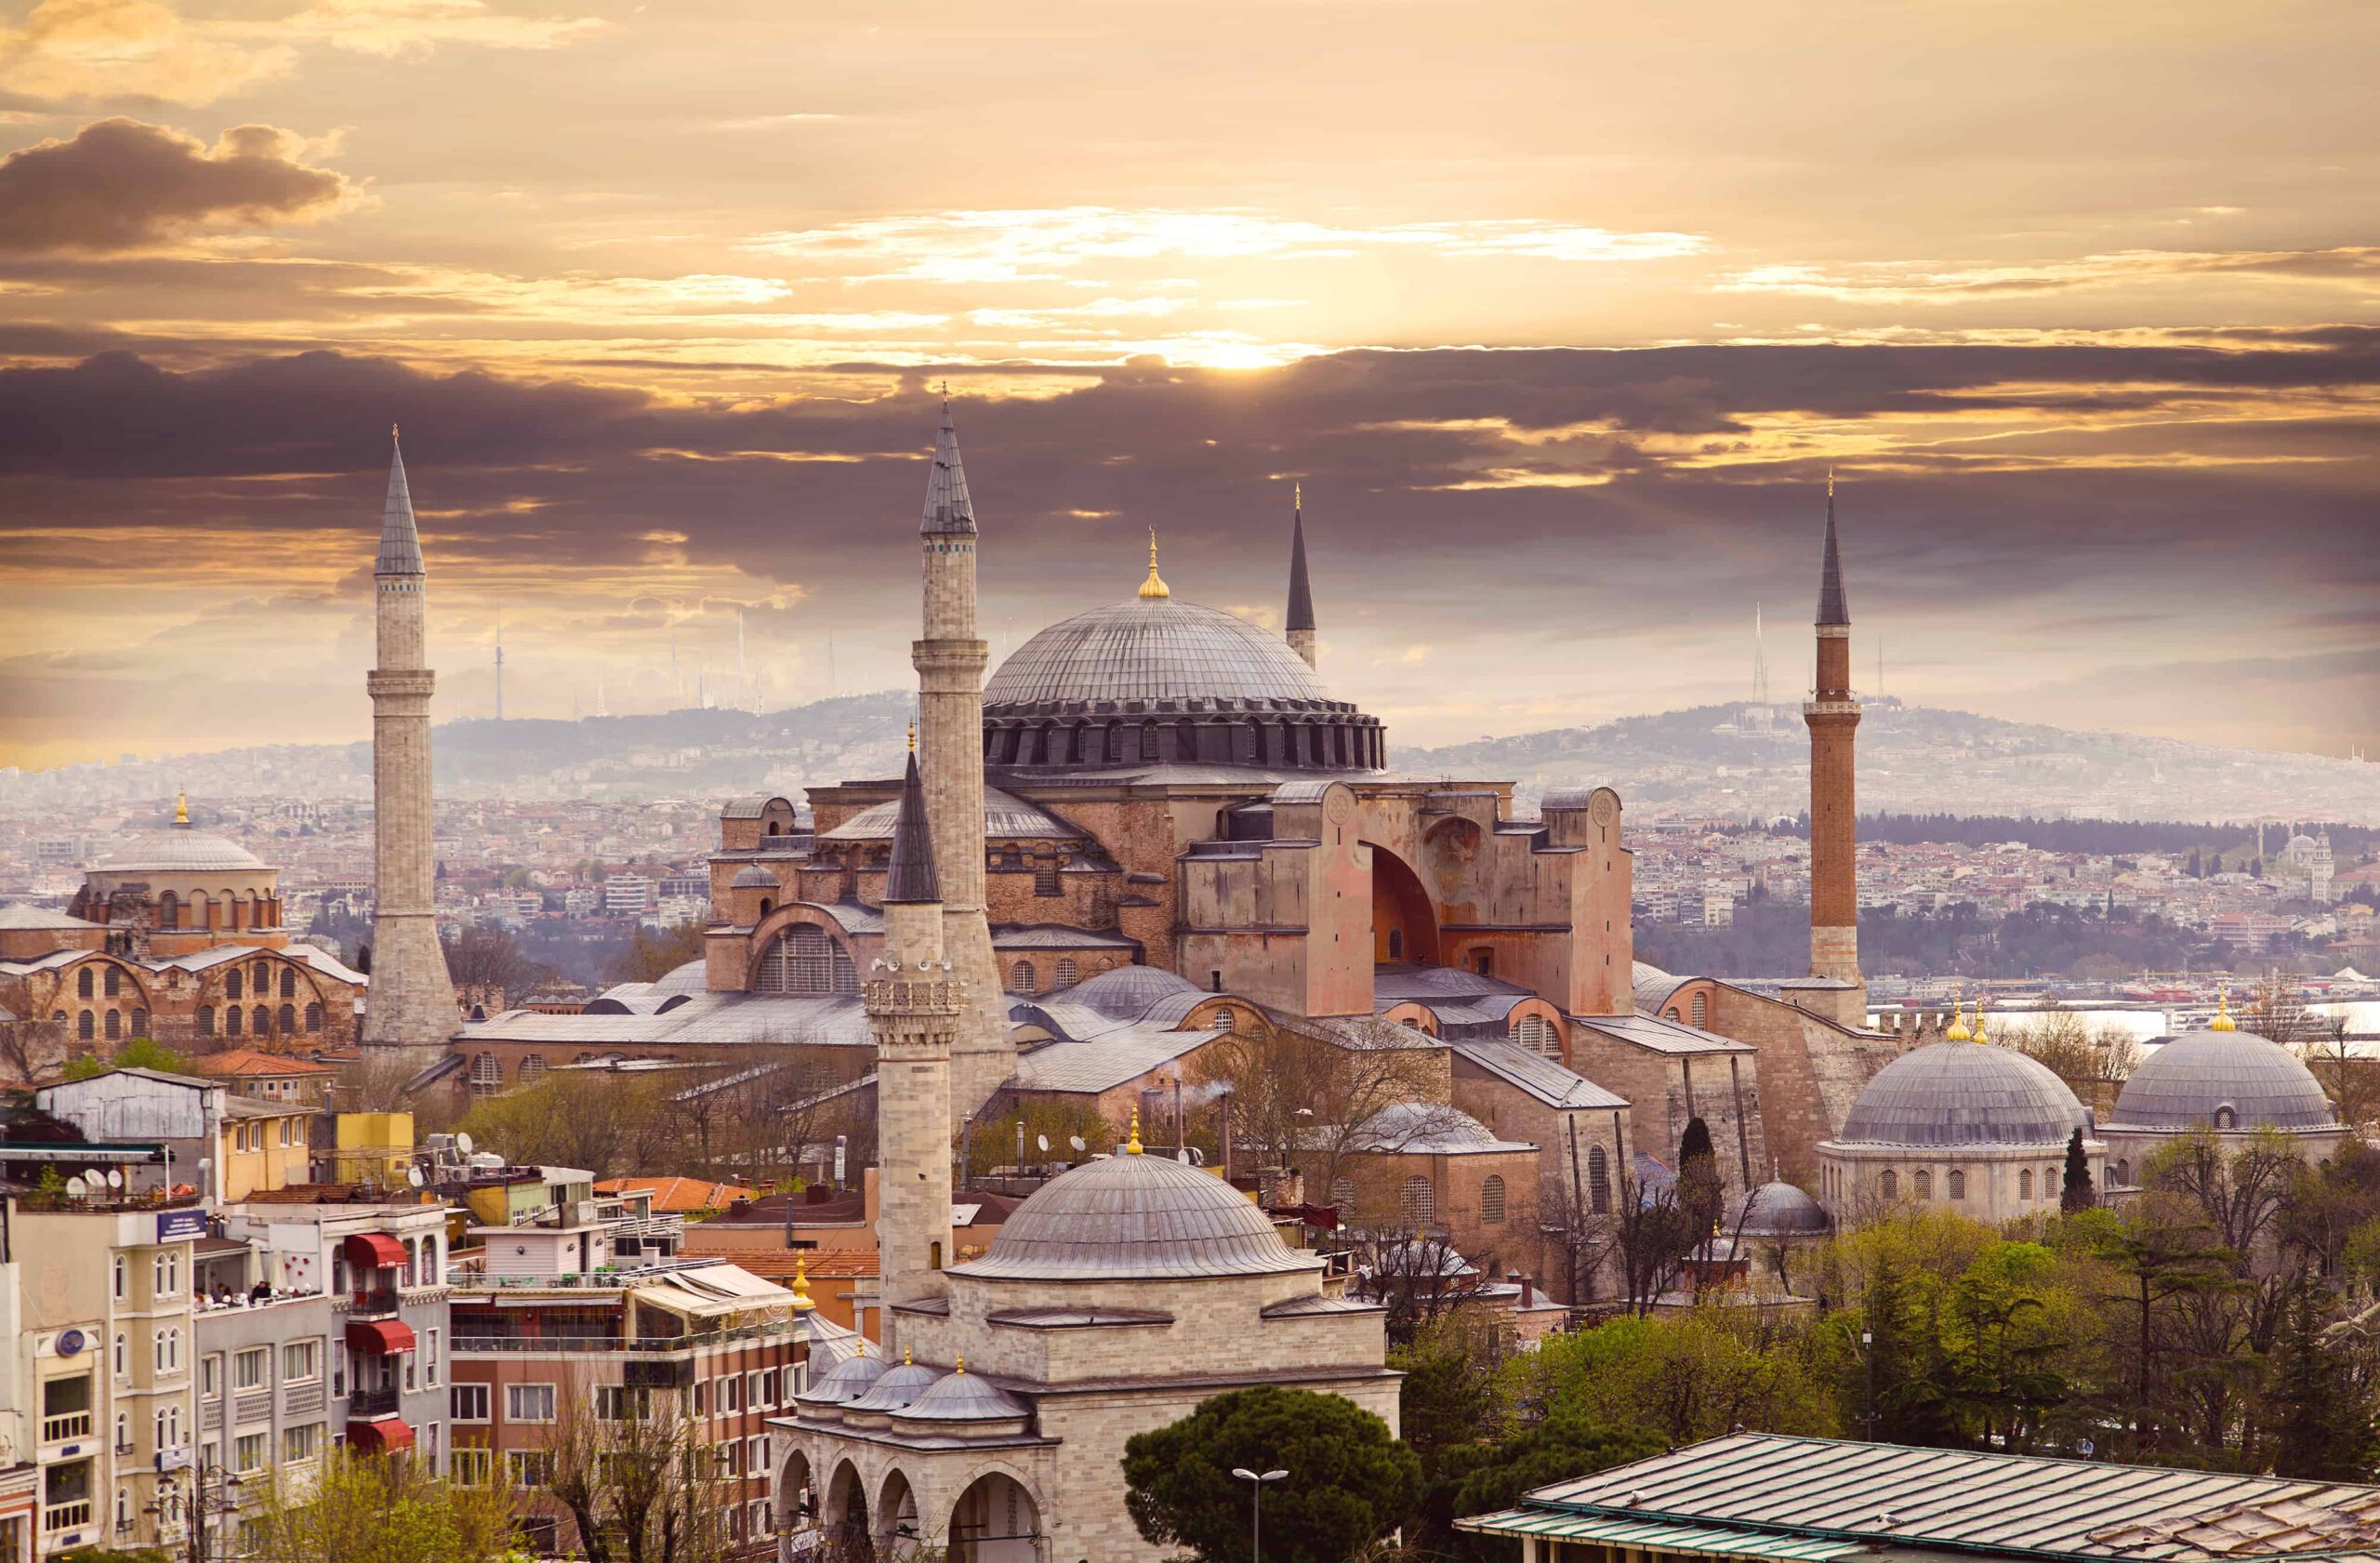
[884,734,942,905]
[378,425,424,576]
[1286,481,1318,670]
[919,393,977,537]
[1816,467,1848,628]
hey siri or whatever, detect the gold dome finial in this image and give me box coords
[1138,527,1170,600]
[790,1252,815,1311]
[1944,987,1970,1042]
[1294,479,1302,510]
[1971,999,1990,1046]
[2211,983,2237,1031]
[906,719,916,753]
[174,790,189,827]
[1828,464,1835,498]
[1126,1105,1144,1154]
[954,1353,965,1374]
[903,1344,912,1367]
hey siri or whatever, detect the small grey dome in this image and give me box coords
[729,866,776,890]
[985,596,1330,708]
[950,1151,1317,1281]
[2112,1028,2337,1132]
[845,1360,940,1412]
[896,1370,1029,1424]
[101,828,266,873]
[1062,962,1203,1014]
[1837,1041,2087,1148]
[650,959,708,995]
[1735,1181,1830,1236]
[799,1348,888,1405]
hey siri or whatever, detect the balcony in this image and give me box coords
[349,1386,401,1418]
[40,1412,92,1444]
[348,1288,400,1318]
[44,1500,93,1532]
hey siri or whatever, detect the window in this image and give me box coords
[2018,1169,2035,1199]
[234,1432,268,1476]
[451,1448,492,1488]
[156,1405,182,1449]
[1009,960,1037,995]
[421,1240,440,1284]
[751,925,857,996]
[1213,1006,1238,1035]
[113,1255,127,1302]
[1691,992,1709,1028]
[507,1450,554,1488]
[2116,1159,2132,1187]
[105,1009,121,1040]
[78,967,94,999]
[1913,1171,1934,1199]
[1588,1145,1611,1214]
[1033,861,1061,896]
[131,1008,148,1036]
[198,1005,216,1038]
[306,1002,324,1032]
[520,1055,548,1080]
[115,1411,131,1454]
[692,1379,707,1418]
[596,1386,651,1422]
[113,1331,127,1378]
[1053,957,1079,988]
[424,1328,440,1387]
[278,1004,297,1034]
[1387,928,1405,960]
[452,1384,489,1422]
[116,1488,132,1531]
[226,970,243,1001]
[1879,1170,1898,1199]
[153,1252,181,1297]
[2215,1106,2238,1130]
[1947,1170,1966,1200]
[280,968,297,1000]
[252,1005,269,1035]
[234,1348,269,1392]
[105,966,121,998]
[720,1374,743,1413]
[282,1424,321,1465]
[202,1356,220,1397]
[505,1384,557,1424]
[469,1053,502,1094]
[1480,1175,1507,1225]
[759,1369,780,1408]
[403,1351,416,1392]
[747,1434,769,1475]
[1399,1175,1435,1227]
[78,1009,94,1040]
[156,1328,182,1373]
[1513,1014,1557,1060]
[1330,1175,1357,1213]
[225,1006,241,1037]
[283,1341,319,1384]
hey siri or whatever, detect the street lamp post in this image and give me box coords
[145,1460,240,1563]
[1231,1467,1287,1563]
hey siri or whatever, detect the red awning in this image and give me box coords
[346,1318,416,1355]
[342,1232,405,1271]
[347,1417,415,1455]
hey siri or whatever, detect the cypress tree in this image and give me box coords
[2060,1127,2095,1212]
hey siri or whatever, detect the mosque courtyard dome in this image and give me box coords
[1735,1180,1831,1237]
[2110,1027,2337,1132]
[949,1147,1319,1282]
[1835,1041,2088,1148]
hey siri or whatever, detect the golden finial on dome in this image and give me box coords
[175,790,189,827]
[906,720,916,753]
[1971,1000,1990,1046]
[1126,1105,1144,1155]
[1138,527,1170,600]
[954,1354,965,1374]
[903,1345,912,1367]
[1944,987,1971,1042]
[790,1252,815,1312]
[2211,983,2237,1031]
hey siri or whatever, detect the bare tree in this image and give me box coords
[0,1017,67,1087]
[543,1378,738,1563]
[1190,1020,1462,1201]
[1355,1229,1505,1347]
[443,925,554,1013]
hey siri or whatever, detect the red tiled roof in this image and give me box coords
[592,1175,760,1213]
[193,1048,336,1078]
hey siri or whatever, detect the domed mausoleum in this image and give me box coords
[2100,1002,2344,1187]
[1818,1009,2107,1225]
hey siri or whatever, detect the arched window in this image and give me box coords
[278,1003,297,1033]
[1914,1170,1933,1199]
[2215,1106,2237,1130]
[1387,928,1405,960]
[78,1009,94,1040]
[252,960,270,991]
[198,1006,216,1038]
[280,968,296,999]
[1588,1145,1611,1213]
[113,1331,127,1377]
[1213,1006,1238,1035]
[226,970,243,1001]
[752,925,857,995]
[117,1489,132,1530]
[131,1008,149,1037]
[1512,1014,1558,1060]
[1399,1176,1436,1227]
[469,1053,503,1094]
[104,966,122,998]
[1034,861,1061,897]
[253,1005,269,1035]
[78,967,94,999]
[306,1002,324,1032]
[1053,957,1079,989]
[1664,1006,1680,1022]
[159,891,178,927]
[1481,1175,1507,1225]
[104,1009,121,1040]
[1009,960,1037,995]
[115,1411,131,1453]
[2018,1169,2034,1199]
[1691,992,1708,1028]
[1947,1169,1966,1200]
[1880,1170,1898,1199]
[521,1055,548,1080]
[2116,1159,2131,1186]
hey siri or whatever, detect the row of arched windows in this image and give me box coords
[196,1003,322,1038]
[1865,1160,2075,1205]
[1005,956,1087,997]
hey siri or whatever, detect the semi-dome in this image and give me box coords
[987,597,1329,708]
[949,1150,1318,1281]
[2111,1027,2336,1132]
[99,828,266,874]
[1836,1041,2088,1148]
[1735,1181,1831,1236]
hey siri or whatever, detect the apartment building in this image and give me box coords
[190,1236,334,1550]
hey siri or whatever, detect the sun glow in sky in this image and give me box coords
[0,0,2375,766]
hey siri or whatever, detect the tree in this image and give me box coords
[2266,1278,2376,1479]
[2060,1129,2096,1213]
[1412,1411,1659,1562]
[0,1016,68,1086]
[542,1384,735,1563]
[460,1071,680,1181]
[65,1038,197,1080]
[1122,1386,1421,1563]
[607,923,706,985]
[1190,1021,1461,1206]
[1504,1310,1836,1449]
[241,1448,522,1563]
[443,926,552,1007]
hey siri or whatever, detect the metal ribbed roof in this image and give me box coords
[822,787,1077,842]
[950,1151,1317,1281]
[1835,1041,2087,1148]
[984,596,1329,708]
[846,1360,940,1412]
[99,828,267,873]
[2110,1028,2337,1132]
[1735,1181,1831,1236]
[1448,1038,1629,1110]
[896,1370,1030,1423]
[729,866,776,889]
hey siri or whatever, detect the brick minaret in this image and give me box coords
[362,429,457,1050]
[914,398,1011,1115]
[1286,482,1317,670]
[1803,471,1864,1013]
[867,744,959,1352]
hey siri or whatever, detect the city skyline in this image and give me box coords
[2,0,2377,767]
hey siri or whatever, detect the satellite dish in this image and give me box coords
[407,1167,425,1188]
[105,1170,124,1189]
[1036,1134,1050,1154]
[456,1132,474,1157]
[1067,1135,1087,1154]
[64,1174,87,1198]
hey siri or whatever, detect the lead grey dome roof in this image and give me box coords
[1735,1181,1830,1236]
[100,828,267,874]
[798,1348,888,1405]
[1836,1041,2088,1148]
[729,866,777,889]
[2111,1028,2337,1131]
[896,1370,1030,1424]
[949,1151,1319,1281]
[845,1360,940,1412]
[985,597,1329,708]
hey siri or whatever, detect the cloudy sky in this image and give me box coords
[1,0,2374,769]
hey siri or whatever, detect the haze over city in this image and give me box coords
[1,0,2376,769]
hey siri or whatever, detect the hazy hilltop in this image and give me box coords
[6,693,2374,827]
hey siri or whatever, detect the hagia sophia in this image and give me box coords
[0,403,2350,1561]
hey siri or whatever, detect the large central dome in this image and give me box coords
[1835,1041,2089,1148]
[986,597,1329,707]
[949,1151,1319,1281]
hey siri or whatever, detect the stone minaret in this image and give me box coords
[1286,482,1317,670]
[913,398,1011,1115]
[1802,470,1864,1014]
[362,429,457,1051]
[867,745,959,1353]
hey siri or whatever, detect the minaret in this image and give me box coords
[1286,482,1317,670]
[1802,470,1864,1020]
[866,740,959,1353]
[913,396,1012,1114]
[492,603,505,722]
[1752,603,1770,706]
[362,428,458,1051]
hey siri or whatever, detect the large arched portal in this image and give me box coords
[948,1470,1043,1562]
[1368,841,1441,967]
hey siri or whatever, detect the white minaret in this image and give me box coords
[362,428,458,1050]
[914,397,1012,1115]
